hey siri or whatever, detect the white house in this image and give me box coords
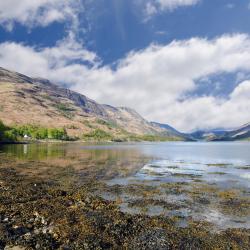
[24,134,30,139]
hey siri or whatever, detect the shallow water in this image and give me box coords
[0,142,250,230]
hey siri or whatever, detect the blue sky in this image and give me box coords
[0,0,250,131]
[85,0,250,63]
[2,1,250,63]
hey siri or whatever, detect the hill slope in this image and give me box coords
[150,122,192,140]
[0,67,186,140]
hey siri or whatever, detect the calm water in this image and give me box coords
[0,142,250,229]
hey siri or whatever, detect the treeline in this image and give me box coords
[0,121,68,142]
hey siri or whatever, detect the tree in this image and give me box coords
[48,128,67,140]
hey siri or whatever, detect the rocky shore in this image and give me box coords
[0,163,250,250]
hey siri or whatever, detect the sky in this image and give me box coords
[0,0,250,132]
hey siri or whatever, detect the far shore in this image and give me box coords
[1,138,249,146]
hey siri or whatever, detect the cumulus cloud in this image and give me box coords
[0,36,98,78]
[143,0,200,18]
[0,34,250,131]
[0,0,82,31]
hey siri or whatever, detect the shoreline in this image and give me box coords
[1,139,249,146]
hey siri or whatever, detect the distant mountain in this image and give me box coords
[0,67,186,140]
[190,129,228,141]
[190,123,250,141]
[210,123,250,141]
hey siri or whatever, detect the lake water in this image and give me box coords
[0,142,250,230]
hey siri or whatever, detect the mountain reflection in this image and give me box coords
[0,143,151,182]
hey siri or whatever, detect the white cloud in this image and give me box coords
[1,34,250,131]
[0,36,98,78]
[0,0,82,31]
[143,0,200,17]
[156,0,200,10]
[145,2,158,16]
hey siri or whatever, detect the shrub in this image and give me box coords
[83,129,112,141]
[55,103,75,112]
[3,130,17,142]
[96,119,117,129]
[48,128,68,140]
[0,120,6,131]
[0,121,16,142]
[82,120,94,128]
[54,103,76,119]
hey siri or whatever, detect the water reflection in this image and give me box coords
[0,143,151,181]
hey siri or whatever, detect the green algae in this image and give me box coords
[206,163,230,167]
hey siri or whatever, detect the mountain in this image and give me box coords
[150,122,192,140]
[189,129,228,141]
[0,67,186,141]
[210,123,250,141]
[189,123,250,141]
[150,122,180,134]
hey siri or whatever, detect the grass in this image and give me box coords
[207,163,229,167]
[208,172,227,175]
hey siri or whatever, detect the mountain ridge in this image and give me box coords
[210,123,250,141]
[190,124,250,141]
[0,67,186,141]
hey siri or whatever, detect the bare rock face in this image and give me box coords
[0,67,185,139]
